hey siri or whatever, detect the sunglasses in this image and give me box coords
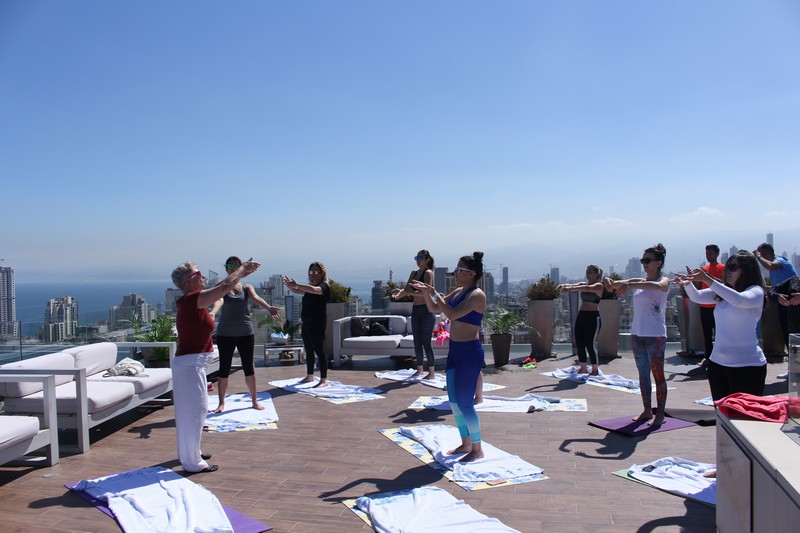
[640,258,657,265]
[453,267,474,274]
[309,270,321,275]
[414,255,427,261]
[225,263,241,269]
[726,263,741,272]
[186,270,202,281]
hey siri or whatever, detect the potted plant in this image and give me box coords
[325,279,352,357]
[258,316,301,345]
[598,273,623,359]
[485,309,524,367]
[131,315,176,367]
[526,275,559,358]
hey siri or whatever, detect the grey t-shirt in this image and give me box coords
[216,284,254,337]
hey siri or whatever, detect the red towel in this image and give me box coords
[715,393,800,423]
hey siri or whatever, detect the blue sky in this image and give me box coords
[1,1,798,285]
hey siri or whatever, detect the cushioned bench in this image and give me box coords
[332,315,449,368]
[0,342,173,453]
[0,374,59,466]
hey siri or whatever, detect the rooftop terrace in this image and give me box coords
[0,344,791,532]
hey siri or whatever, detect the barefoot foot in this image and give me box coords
[425,372,437,380]
[252,402,265,411]
[410,370,424,378]
[633,410,653,422]
[213,404,225,414]
[648,415,665,427]
[448,444,473,455]
[299,376,316,384]
[313,379,330,388]
[458,450,485,462]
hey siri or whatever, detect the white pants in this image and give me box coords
[171,352,213,472]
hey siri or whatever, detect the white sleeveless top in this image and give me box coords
[631,288,668,337]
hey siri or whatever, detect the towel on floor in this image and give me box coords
[375,369,505,392]
[399,424,543,482]
[268,377,384,403]
[542,366,640,393]
[355,486,520,533]
[628,457,716,506]
[420,394,553,413]
[70,466,233,533]
[205,392,278,432]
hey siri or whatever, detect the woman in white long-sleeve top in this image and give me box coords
[673,251,767,401]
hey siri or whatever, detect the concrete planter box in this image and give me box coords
[528,300,555,358]
[597,299,622,358]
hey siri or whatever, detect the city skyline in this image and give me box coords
[2,2,798,283]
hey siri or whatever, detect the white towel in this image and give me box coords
[628,457,716,506]
[205,392,278,431]
[542,366,640,391]
[399,424,543,482]
[694,396,714,406]
[72,467,233,533]
[268,377,383,398]
[356,486,520,533]
[422,394,554,413]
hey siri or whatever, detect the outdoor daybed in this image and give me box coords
[331,314,449,368]
[0,342,173,453]
[0,373,59,467]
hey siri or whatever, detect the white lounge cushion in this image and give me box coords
[62,342,118,377]
[4,380,136,415]
[0,352,76,397]
[87,368,172,394]
[0,416,39,449]
[398,336,449,349]
[342,335,402,350]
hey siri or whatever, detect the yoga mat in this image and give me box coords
[589,415,696,436]
[267,377,384,404]
[378,427,547,490]
[205,392,278,432]
[408,395,588,413]
[664,408,716,427]
[65,472,271,532]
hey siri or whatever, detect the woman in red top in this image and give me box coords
[171,259,260,473]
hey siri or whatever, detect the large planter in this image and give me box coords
[387,301,414,316]
[490,333,512,367]
[676,296,705,355]
[760,301,785,356]
[597,299,622,358]
[527,300,555,358]
[324,302,347,360]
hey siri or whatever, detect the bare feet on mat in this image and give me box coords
[589,367,599,376]
[649,415,665,427]
[411,370,424,378]
[578,365,588,374]
[213,404,225,414]
[633,410,653,422]
[459,450,485,462]
[252,401,265,411]
[299,376,315,384]
[313,379,330,388]
[448,444,473,455]
[425,372,437,380]
[703,470,717,478]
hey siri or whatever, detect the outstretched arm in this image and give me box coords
[197,259,260,308]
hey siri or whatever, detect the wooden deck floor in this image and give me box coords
[1,348,789,532]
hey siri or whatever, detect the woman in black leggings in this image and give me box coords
[283,262,331,387]
[557,265,604,375]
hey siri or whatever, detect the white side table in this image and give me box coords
[263,344,306,365]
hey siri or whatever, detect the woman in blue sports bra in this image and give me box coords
[411,251,487,463]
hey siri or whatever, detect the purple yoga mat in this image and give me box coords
[588,415,696,436]
[65,471,271,533]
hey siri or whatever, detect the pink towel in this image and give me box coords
[715,392,800,423]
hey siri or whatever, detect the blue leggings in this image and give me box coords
[446,340,484,443]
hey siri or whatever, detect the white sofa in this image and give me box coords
[0,342,173,453]
[0,373,59,467]
[332,315,449,368]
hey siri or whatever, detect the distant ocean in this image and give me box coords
[13,279,373,337]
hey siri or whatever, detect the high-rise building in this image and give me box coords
[482,272,495,304]
[549,266,560,285]
[371,280,386,311]
[767,232,774,247]
[110,293,156,329]
[625,257,642,278]
[165,288,181,313]
[434,267,448,294]
[729,245,738,257]
[0,265,17,338]
[42,296,78,342]
[499,266,509,294]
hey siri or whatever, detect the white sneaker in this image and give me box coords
[777,372,789,380]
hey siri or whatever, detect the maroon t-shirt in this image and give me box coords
[176,290,214,356]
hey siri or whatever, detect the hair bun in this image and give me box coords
[473,251,484,261]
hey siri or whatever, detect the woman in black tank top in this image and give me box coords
[556,265,604,375]
[390,250,437,379]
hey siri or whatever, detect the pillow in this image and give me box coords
[369,318,390,336]
[350,317,370,337]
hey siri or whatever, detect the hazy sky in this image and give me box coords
[2,1,798,285]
